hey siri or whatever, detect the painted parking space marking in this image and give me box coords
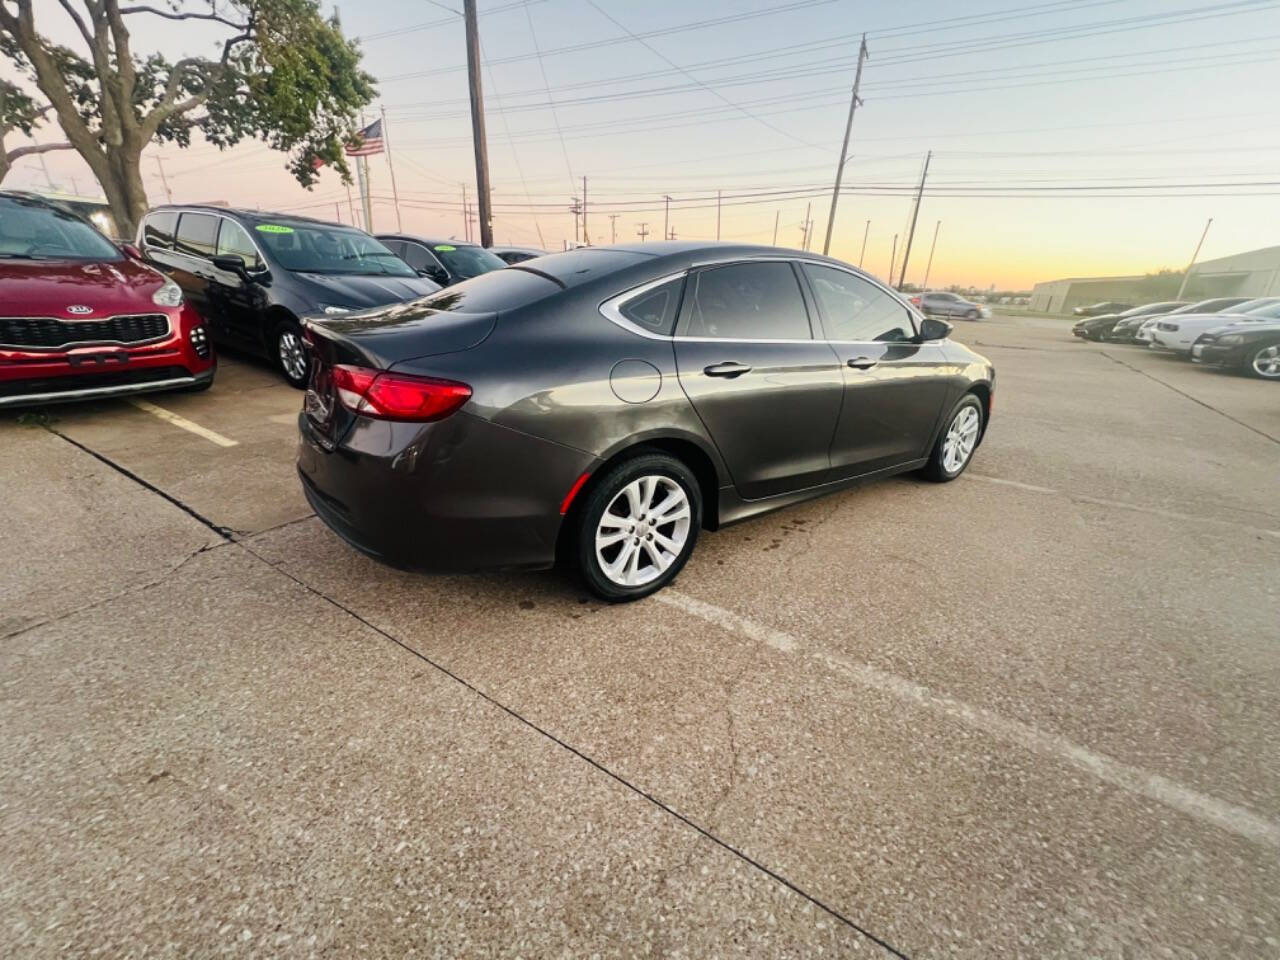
[656,589,1280,851]
[968,473,1280,538]
[126,398,238,447]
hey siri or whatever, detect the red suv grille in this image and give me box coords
[0,314,170,350]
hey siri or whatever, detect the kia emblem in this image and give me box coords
[65,305,94,315]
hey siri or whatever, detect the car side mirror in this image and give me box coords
[418,266,448,285]
[212,253,254,283]
[919,315,952,341]
[120,242,143,260]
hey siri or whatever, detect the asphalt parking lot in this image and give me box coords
[3,317,1278,958]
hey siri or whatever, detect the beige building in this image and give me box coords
[1030,244,1280,314]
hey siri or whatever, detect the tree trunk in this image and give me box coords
[101,144,149,240]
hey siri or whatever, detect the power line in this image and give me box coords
[523,0,575,191]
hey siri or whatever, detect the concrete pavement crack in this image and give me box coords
[39,416,912,957]
[1099,350,1280,445]
[232,538,911,959]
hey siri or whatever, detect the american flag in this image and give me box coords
[345,119,385,157]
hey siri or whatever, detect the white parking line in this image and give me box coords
[968,473,1280,538]
[126,398,238,447]
[655,590,1280,851]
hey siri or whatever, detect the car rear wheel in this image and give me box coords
[922,394,983,482]
[965,309,979,321]
[1246,342,1280,379]
[574,453,701,602]
[276,320,310,389]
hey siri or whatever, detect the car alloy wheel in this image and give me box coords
[966,309,979,320]
[574,453,701,601]
[923,394,983,482]
[277,323,309,388]
[1248,343,1280,379]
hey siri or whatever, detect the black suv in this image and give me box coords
[375,233,507,287]
[137,207,439,386]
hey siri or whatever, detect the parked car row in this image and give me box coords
[0,190,549,405]
[1071,295,1280,380]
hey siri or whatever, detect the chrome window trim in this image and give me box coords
[600,257,931,346]
[0,313,173,352]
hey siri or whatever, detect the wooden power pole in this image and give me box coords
[463,0,494,247]
[896,150,931,290]
[823,34,868,256]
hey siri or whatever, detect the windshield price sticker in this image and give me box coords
[434,244,456,252]
[256,224,295,234]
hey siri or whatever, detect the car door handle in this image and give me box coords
[704,362,752,378]
[847,357,878,370]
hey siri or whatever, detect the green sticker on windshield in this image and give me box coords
[255,224,295,234]
[433,244,456,252]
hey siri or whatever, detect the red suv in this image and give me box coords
[0,192,214,409]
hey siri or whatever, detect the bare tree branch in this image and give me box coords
[118,4,245,30]
[6,139,74,161]
[53,0,94,50]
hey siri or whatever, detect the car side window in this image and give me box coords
[684,261,810,340]
[803,265,916,342]
[401,242,441,273]
[174,213,219,259]
[381,238,404,257]
[215,219,264,272]
[142,211,177,250]
[619,277,684,336]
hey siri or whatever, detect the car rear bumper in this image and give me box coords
[296,410,596,572]
[0,306,214,408]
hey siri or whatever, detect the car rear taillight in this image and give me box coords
[331,364,471,422]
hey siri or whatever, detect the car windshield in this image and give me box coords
[0,195,122,261]
[251,222,416,276]
[1239,301,1280,319]
[432,244,507,280]
[1119,302,1179,317]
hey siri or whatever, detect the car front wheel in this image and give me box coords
[276,320,310,389]
[1246,342,1280,379]
[574,453,701,602]
[922,394,984,482]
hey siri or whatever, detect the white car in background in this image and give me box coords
[1147,297,1280,355]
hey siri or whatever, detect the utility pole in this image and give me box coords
[155,156,173,203]
[823,34,868,256]
[1176,217,1213,300]
[608,213,619,244]
[859,219,870,267]
[355,145,369,231]
[568,197,582,246]
[896,150,931,289]
[582,175,588,244]
[381,105,403,232]
[335,202,343,224]
[663,195,670,242]
[772,209,780,246]
[800,202,811,250]
[920,220,941,291]
[716,189,721,241]
[637,222,649,243]
[464,0,494,247]
[362,153,374,232]
[461,184,468,241]
[889,232,898,284]
[668,226,676,241]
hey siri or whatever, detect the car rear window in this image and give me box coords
[415,265,561,313]
[513,248,649,288]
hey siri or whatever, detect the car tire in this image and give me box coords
[574,452,702,602]
[921,394,984,482]
[275,319,310,389]
[1244,341,1280,379]
[965,309,979,321]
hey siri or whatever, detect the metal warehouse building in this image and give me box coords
[1030,244,1280,314]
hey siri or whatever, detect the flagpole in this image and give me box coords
[354,153,368,231]
[362,154,373,232]
[381,106,403,232]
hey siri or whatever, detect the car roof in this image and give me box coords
[375,233,485,248]
[147,203,356,230]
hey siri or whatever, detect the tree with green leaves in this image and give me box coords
[0,0,375,237]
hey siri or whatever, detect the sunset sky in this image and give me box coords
[6,0,1280,288]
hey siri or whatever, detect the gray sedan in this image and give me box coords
[919,291,985,320]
